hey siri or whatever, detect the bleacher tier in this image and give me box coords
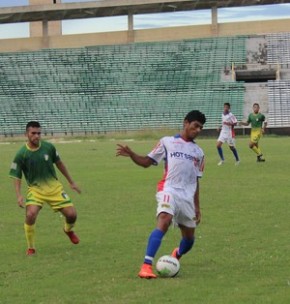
[0,37,246,135]
[266,33,290,127]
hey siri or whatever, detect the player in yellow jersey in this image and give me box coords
[9,121,81,255]
[239,103,267,162]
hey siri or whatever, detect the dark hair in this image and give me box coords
[184,110,206,125]
[253,103,259,107]
[26,121,41,131]
[224,102,231,107]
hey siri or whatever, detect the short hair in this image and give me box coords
[184,110,206,125]
[253,103,260,107]
[224,102,231,107]
[26,121,41,131]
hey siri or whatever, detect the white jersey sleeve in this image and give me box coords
[147,139,166,165]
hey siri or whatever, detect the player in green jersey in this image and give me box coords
[9,121,81,255]
[239,103,267,162]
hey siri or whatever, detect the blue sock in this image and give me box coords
[178,237,195,257]
[217,147,224,160]
[231,147,239,161]
[144,229,165,265]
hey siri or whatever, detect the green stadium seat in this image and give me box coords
[0,36,248,135]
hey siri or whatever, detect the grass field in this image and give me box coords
[0,134,290,304]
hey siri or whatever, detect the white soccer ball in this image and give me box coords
[156,255,180,277]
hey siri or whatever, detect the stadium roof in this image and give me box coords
[0,0,290,24]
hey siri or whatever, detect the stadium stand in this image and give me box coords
[267,33,290,64]
[0,36,246,135]
[268,80,290,127]
[266,33,290,127]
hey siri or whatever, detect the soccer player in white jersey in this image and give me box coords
[116,110,206,279]
[216,102,240,165]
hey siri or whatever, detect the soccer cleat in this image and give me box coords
[171,247,181,260]
[217,160,224,166]
[64,229,80,244]
[235,161,240,166]
[138,263,157,279]
[257,155,266,162]
[26,248,36,256]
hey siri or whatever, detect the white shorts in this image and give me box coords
[156,190,196,228]
[217,132,236,147]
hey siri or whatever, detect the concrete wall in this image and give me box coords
[246,36,267,64]
[1,18,290,53]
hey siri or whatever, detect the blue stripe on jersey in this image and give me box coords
[174,133,195,143]
[163,143,168,164]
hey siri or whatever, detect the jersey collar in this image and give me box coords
[26,141,41,152]
[174,134,195,143]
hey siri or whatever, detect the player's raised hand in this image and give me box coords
[116,144,133,157]
[70,182,81,194]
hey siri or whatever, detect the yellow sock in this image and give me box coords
[64,222,75,232]
[252,146,262,156]
[24,223,35,249]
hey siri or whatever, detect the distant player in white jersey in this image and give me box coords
[116,110,206,279]
[216,102,240,166]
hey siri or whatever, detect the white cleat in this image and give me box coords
[235,161,240,166]
[217,160,224,166]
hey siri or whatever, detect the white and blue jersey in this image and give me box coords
[148,134,204,200]
[147,135,204,227]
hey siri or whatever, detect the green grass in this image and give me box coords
[1,135,290,304]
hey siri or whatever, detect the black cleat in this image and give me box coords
[257,155,266,162]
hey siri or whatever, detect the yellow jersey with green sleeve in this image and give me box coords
[247,113,266,130]
[9,141,63,195]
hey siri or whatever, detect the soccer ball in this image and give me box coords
[156,255,180,277]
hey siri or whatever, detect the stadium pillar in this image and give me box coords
[29,0,62,38]
[43,19,48,36]
[42,19,49,48]
[128,11,135,43]
[211,6,218,36]
[276,64,281,80]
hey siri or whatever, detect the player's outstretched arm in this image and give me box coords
[116,144,154,168]
[239,121,249,126]
[55,160,81,194]
[13,178,25,208]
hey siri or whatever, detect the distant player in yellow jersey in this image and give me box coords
[9,121,81,255]
[240,103,267,162]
